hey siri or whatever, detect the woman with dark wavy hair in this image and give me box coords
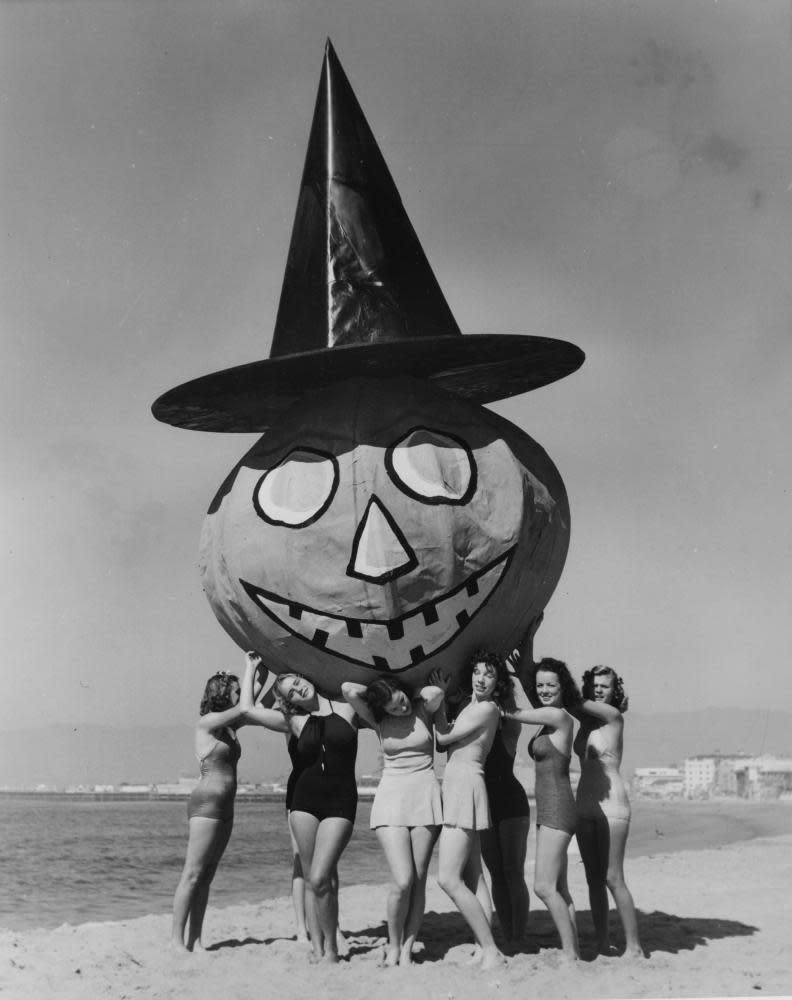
[433,650,512,970]
[341,673,445,966]
[574,665,642,958]
[171,652,260,951]
[505,648,581,960]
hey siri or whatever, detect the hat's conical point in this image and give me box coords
[151,42,584,432]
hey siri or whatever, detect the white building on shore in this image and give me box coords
[632,767,683,798]
[733,756,792,799]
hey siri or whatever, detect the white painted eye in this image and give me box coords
[386,428,476,505]
[254,449,339,527]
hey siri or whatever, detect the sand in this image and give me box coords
[1,832,790,1000]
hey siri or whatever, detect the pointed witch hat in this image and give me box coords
[152,40,584,432]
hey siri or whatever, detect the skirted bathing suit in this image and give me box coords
[484,726,530,826]
[370,704,443,829]
[187,728,241,822]
[289,707,358,823]
[528,729,576,835]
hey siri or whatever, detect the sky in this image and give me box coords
[2,0,791,732]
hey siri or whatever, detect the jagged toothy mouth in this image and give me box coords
[240,548,514,673]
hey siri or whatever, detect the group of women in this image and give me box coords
[171,623,643,968]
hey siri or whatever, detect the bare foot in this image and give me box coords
[623,946,646,961]
[381,945,400,968]
[324,949,340,964]
[336,930,350,957]
[399,945,414,966]
[170,940,190,954]
[466,945,483,966]
[480,946,506,971]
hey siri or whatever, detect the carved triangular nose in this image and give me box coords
[347,496,418,584]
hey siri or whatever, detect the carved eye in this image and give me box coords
[254,449,339,527]
[385,428,476,505]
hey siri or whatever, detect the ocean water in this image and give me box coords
[0,796,379,931]
[1,795,789,932]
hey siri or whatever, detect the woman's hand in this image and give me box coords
[428,668,450,692]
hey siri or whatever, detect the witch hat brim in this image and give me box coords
[152,40,584,433]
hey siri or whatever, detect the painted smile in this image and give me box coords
[240,548,514,672]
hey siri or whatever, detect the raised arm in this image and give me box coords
[502,704,568,730]
[197,654,257,734]
[435,701,498,748]
[239,653,290,733]
[508,612,543,688]
[340,681,378,729]
[578,699,623,724]
[419,669,449,715]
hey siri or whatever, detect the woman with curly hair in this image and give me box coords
[171,652,260,951]
[574,665,642,958]
[434,650,511,970]
[504,650,581,960]
[341,673,445,966]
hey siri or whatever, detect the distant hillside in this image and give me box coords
[1,709,789,788]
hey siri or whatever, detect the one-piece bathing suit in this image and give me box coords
[289,708,358,823]
[573,724,631,823]
[484,726,530,826]
[370,704,443,829]
[187,728,241,822]
[528,729,576,835]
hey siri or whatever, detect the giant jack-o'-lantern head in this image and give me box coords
[152,42,584,689]
[199,376,570,691]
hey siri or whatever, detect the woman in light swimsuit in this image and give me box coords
[342,674,444,966]
[241,667,360,964]
[504,652,581,960]
[574,665,642,958]
[434,651,510,970]
[171,652,259,951]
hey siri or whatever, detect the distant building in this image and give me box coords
[683,753,752,798]
[733,756,792,799]
[632,767,683,799]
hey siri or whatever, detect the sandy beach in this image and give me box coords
[2,827,790,1000]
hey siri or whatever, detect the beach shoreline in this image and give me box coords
[2,828,790,1000]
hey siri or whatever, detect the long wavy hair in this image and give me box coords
[581,664,628,712]
[450,650,514,718]
[524,657,582,710]
[363,677,411,723]
[199,672,240,716]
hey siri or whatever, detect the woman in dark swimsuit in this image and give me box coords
[171,652,259,951]
[241,668,360,963]
[504,654,582,960]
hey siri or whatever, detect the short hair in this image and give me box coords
[272,672,308,716]
[524,657,582,710]
[457,649,514,711]
[363,677,410,723]
[581,665,628,712]
[199,672,240,716]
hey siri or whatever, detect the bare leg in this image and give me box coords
[576,816,610,954]
[463,835,493,927]
[533,826,579,959]
[557,851,580,957]
[498,816,530,944]
[401,825,440,964]
[376,826,415,966]
[605,818,643,957]
[292,813,353,963]
[171,817,232,951]
[287,814,309,942]
[480,824,510,939]
[438,826,505,969]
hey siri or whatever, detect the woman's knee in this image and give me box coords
[533,876,557,902]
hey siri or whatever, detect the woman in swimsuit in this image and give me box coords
[171,652,259,951]
[434,651,510,970]
[241,667,360,963]
[504,655,581,960]
[342,674,445,966]
[477,618,542,949]
[574,665,642,958]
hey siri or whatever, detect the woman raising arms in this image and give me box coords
[574,665,642,958]
[341,675,445,967]
[241,664,361,964]
[434,652,509,970]
[171,652,259,952]
[504,651,581,961]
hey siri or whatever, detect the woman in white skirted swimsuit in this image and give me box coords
[342,675,444,967]
[434,651,512,971]
[574,665,642,958]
